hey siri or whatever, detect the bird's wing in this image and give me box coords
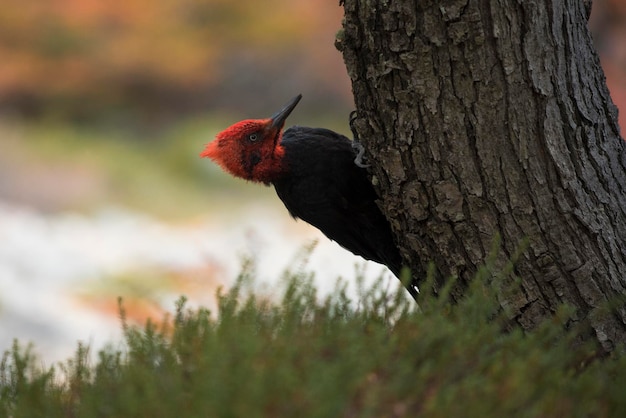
[275,127,402,274]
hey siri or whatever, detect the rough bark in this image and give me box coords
[337,0,626,352]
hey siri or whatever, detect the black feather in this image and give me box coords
[273,126,405,282]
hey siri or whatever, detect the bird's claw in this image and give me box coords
[352,140,370,168]
[349,110,358,138]
[350,111,371,168]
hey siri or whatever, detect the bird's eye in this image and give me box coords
[248,133,259,142]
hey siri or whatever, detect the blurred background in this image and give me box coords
[0,0,624,364]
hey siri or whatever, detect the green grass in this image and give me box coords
[1,258,625,418]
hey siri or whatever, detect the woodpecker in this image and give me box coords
[201,95,416,298]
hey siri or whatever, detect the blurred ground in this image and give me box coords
[0,0,624,365]
[0,201,398,363]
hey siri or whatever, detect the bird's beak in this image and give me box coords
[270,94,302,130]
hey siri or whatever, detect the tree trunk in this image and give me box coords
[337,0,626,353]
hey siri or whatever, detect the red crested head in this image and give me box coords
[200,94,302,183]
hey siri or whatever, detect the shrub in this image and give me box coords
[1,261,625,417]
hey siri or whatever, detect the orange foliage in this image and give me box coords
[0,0,346,118]
[591,0,626,133]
